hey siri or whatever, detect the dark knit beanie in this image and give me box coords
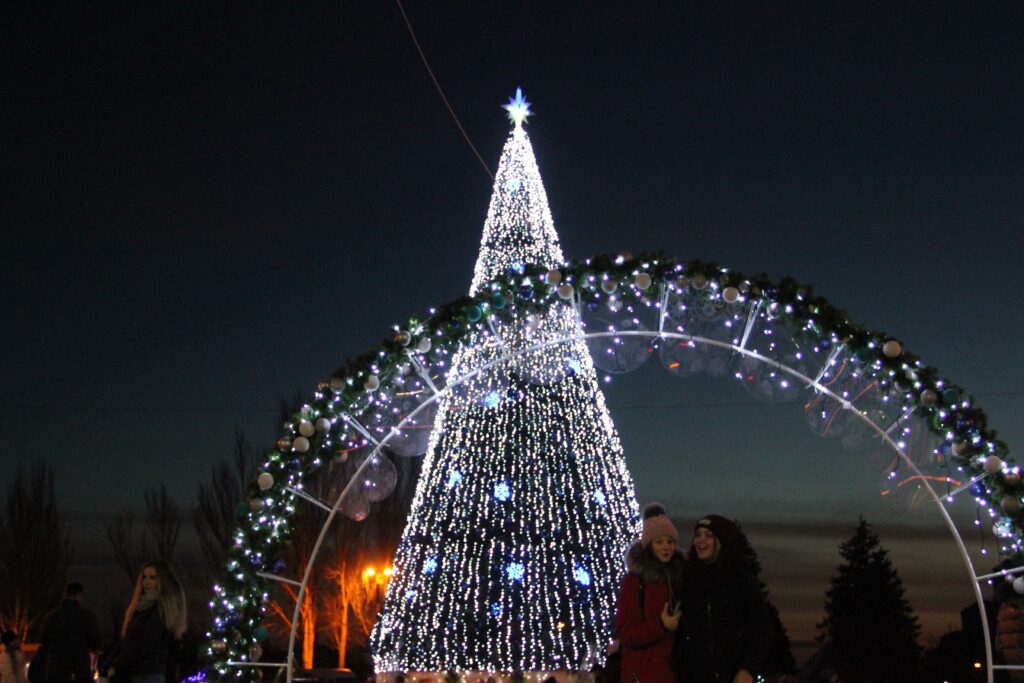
[694,514,737,547]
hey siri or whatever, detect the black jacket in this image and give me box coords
[678,566,771,683]
[110,603,171,678]
[40,599,101,683]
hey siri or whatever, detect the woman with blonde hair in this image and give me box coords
[105,560,187,683]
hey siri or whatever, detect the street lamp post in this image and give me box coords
[362,564,393,602]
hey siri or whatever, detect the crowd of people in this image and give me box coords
[614,503,772,683]
[0,520,776,683]
[0,561,186,683]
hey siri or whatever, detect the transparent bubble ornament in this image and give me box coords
[583,314,653,375]
[447,348,513,410]
[733,313,813,404]
[514,302,589,385]
[878,463,934,512]
[659,282,744,378]
[323,450,397,521]
[805,346,883,439]
[840,386,909,454]
[360,368,439,457]
[329,415,372,465]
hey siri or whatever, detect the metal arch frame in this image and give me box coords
[242,325,1005,683]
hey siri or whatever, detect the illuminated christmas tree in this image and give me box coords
[370,91,639,675]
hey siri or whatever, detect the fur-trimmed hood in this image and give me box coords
[625,541,685,583]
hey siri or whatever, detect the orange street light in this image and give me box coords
[362,564,394,601]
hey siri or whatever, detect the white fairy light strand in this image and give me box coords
[371,121,639,673]
[201,97,1017,683]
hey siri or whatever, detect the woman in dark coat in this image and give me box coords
[105,560,187,683]
[614,503,684,682]
[678,515,771,683]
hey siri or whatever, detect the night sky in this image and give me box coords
[4,1,1023,663]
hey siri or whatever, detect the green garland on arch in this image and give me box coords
[202,252,1016,682]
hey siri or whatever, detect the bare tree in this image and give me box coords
[321,553,377,670]
[104,508,149,585]
[144,484,181,561]
[318,454,416,668]
[0,463,73,639]
[266,483,324,670]
[193,431,255,585]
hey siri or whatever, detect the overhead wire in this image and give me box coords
[395,0,494,181]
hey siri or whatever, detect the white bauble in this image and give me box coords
[257,472,274,490]
[882,340,902,358]
[557,283,574,299]
[248,498,264,512]
[416,337,432,353]
[722,286,740,304]
[546,269,562,285]
[298,420,315,437]
[292,436,310,453]
[315,417,331,433]
[1014,576,1024,595]
[601,279,617,293]
[635,273,652,290]
[985,455,1004,474]
[364,374,380,391]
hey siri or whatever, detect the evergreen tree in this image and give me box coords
[732,527,797,675]
[371,93,639,674]
[818,517,922,682]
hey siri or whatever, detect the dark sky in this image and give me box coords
[4,1,1023,662]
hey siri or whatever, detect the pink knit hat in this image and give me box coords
[640,502,679,548]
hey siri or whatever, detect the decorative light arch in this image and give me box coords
[206,254,1019,683]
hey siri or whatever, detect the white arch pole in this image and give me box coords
[280,326,994,683]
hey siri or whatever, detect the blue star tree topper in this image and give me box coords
[503,87,532,127]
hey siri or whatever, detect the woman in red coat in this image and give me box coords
[614,503,684,682]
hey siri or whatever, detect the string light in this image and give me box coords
[200,94,1015,683]
[371,114,639,674]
